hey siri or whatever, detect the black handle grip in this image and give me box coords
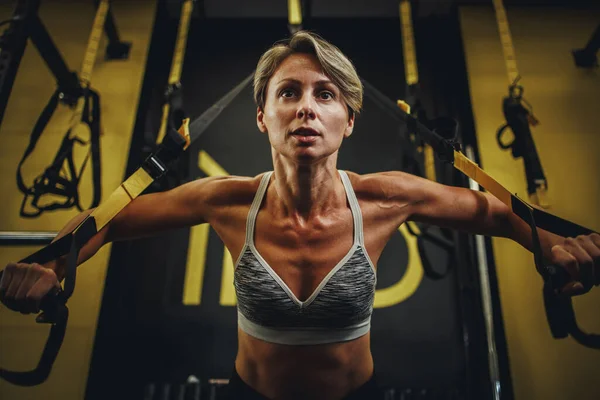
[545,264,574,294]
[0,270,65,324]
[496,123,515,150]
[0,234,73,322]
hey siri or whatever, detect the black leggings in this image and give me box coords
[225,368,381,400]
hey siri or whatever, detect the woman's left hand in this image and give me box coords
[550,233,600,296]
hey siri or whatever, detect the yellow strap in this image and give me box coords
[492,0,549,208]
[398,1,436,182]
[168,0,194,85]
[156,0,194,145]
[423,145,436,182]
[68,0,110,129]
[532,182,549,209]
[492,0,520,84]
[86,119,190,232]
[90,168,154,229]
[288,0,302,26]
[79,0,110,86]
[453,150,513,210]
[399,0,418,86]
[397,100,411,114]
[156,104,172,145]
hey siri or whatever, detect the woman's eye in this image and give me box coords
[319,91,334,100]
[280,89,296,98]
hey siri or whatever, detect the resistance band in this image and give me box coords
[16,0,109,218]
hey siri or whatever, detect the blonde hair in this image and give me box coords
[253,31,363,117]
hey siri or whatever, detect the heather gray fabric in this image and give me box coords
[234,171,377,345]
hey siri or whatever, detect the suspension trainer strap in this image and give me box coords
[397,4,461,280]
[492,0,519,85]
[2,0,109,386]
[402,78,598,324]
[399,0,418,87]
[16,0,109,218]
[490,0,598,345]
[399,0,438,182]
[287,0,303,33]
[0,121,191,387]
[362,79,597,288]
[492,0,549,208]
[17,71,252,266]
[0,65,255,385]
[397,101,455,280]
[155,0,194,145]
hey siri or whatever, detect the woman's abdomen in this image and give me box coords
[235,328,374,400]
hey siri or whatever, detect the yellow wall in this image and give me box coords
[460,6,600,400]
[0,2,156,399]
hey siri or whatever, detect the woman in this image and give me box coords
[1,31,599,400]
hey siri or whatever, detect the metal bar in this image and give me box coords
[465,145,502,400]
[572,23,600,68]
[29,14,78,91]
[0,0,42,128]
[0,231,57,245]
[582,24,600,54]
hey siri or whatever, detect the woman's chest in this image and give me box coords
[251,210,359,302]
[213,195,403,300]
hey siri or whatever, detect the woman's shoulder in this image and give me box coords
[192,172,270,207]
[341,170,420,199]
[341,170,420,225]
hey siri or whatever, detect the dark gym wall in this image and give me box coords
[0,1,157,400]
[460,6,600,400]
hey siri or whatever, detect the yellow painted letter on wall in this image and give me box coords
[183,151,234,305]
[374,222,424,308]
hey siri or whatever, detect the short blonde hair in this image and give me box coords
[253,31,363,117]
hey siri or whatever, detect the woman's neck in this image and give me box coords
[270,155,346,223]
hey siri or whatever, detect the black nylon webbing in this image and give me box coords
[16,88,102,217]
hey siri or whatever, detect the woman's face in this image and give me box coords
[257,53,354,165]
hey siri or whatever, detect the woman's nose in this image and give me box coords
[296,96,316,120]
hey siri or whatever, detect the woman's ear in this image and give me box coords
[257,107,267,133]
[344,111,355,138]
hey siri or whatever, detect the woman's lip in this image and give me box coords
[292,134,319,143]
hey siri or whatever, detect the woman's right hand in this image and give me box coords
[0,263,60,314]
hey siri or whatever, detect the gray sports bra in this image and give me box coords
[233,171,377,345]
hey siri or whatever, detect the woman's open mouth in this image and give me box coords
[291,128,320,144]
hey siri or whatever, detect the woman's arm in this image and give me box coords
[1,175,235,312]
[373,171,511,236]
[43,175,231,280]
[376,171,600,294]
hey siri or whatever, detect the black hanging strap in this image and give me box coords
[16,89,102,217]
